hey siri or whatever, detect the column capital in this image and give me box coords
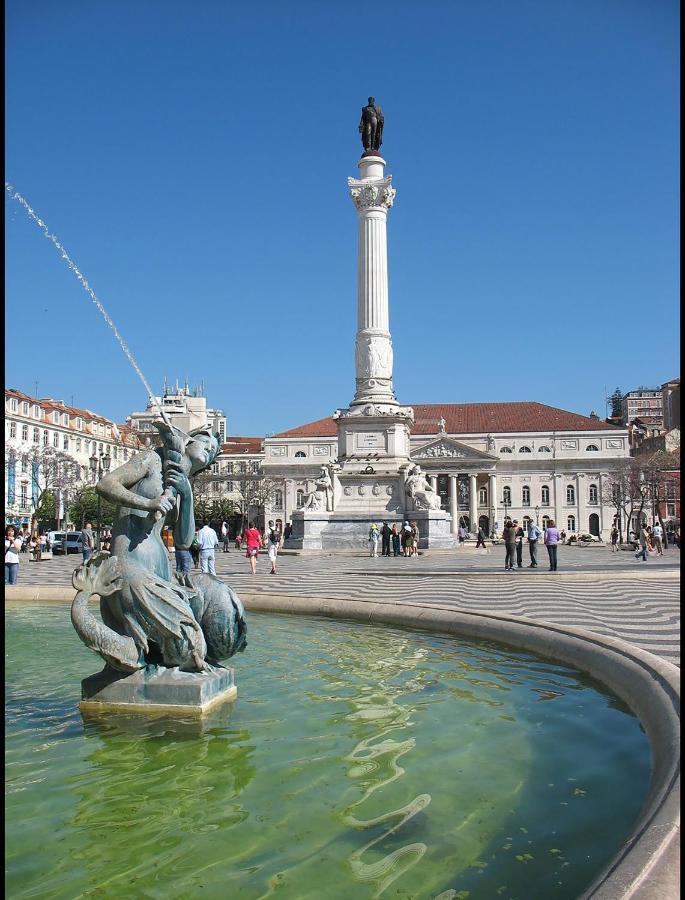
[348,175,396,210]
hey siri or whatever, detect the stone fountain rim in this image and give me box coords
[5,586,680,900]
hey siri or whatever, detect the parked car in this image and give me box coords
[51,531,84,555]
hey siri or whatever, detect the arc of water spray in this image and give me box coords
[5,182,171,428]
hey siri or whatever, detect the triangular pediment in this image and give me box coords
[412,437,498,461]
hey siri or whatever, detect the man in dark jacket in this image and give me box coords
[513,520,525,568]
[381,521,392,557]
[502,520,517,570]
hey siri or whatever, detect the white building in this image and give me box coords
[262,401,630,541]
[5,388,142,526]
[127,379,227,443]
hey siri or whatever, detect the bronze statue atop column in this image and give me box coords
[359,97,384,155]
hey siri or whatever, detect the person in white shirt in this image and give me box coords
[651,522,664,555]
[197,521,219,575]
[265,520,281,575]
[5,526,22,585]
[221,520,230,553]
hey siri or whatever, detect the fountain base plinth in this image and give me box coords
[79,663,237,717]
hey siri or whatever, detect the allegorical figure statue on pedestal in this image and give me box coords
[359,96,384,154]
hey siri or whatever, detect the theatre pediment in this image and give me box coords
[412,438,498,462]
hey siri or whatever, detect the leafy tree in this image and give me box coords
[35,490,56,529]
[68,488,117,530]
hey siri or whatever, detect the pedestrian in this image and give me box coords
[475,525,487,548]
[380,521,392,557]
[190,530,201,568]
[244,521,262,574]
[265,519,280,574]
[391,524,401,556]
[221,521,230,553]
[560,529,567,545]
[283,521,293,541]
[610,525,620,552]
[635,525,649,562]
[527,520,542,567]
[410,521,420,556]
[651,522,664,555]
[5,525,22,585]
[368,523,380,557]
[513,520,524,569]
[81,522,95,563]
[457,524,465,545]
[544,519,561,571]
[502,520,517,570]
[197,521,219,575]
[234,531,242,550]
[174,540,193,576]
[401,521,412,556]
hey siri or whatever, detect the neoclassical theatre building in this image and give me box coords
[261,401,629,540]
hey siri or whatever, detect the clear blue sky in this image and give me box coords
[5,0,679,436]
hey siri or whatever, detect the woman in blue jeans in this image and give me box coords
[544,520,561,571]
[5,525,22,584]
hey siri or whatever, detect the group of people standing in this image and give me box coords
[501,519,559,571]
[368,521,420,557]
[175,519,283,578]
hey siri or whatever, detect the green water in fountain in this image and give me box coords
[6,607,649,900]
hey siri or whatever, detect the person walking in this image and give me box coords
[368,523,380,557]
[475,525,487,549]
[513,520,524,569]
[391,524,401,557]
[457,524,466,546]
[527,520,542,567]
[221,521,230,553]
[197,521,219,575]
[401,521,412,556]
[544,519,561,571]
[610,525,620,552]
[81,522,95,563]
[502,520,517,570]
[190,529,201,569]
[265,520,281,574]
[244,521,262,575]
[174,541,193,576]
[234,531,243,550]
[652,522,664,555]
[283,522,293,541]
[5,526,22,585]
[410,521,420,556]
[635,525,649,562]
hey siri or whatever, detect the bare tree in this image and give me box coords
[604,451,679,542]
[7,444,85,534]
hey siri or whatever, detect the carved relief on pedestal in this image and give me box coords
[355,334,393,381]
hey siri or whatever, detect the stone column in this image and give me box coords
[489,473,497,534]
[577,473,586,536]
[429,475,438,493]
[469,474,478,534]
[449,474,458,533]
[348,156,397,407]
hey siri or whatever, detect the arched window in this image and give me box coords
[586,444,599,452]
[541,485,550,506]
[273,490,283,510]
[566,485,575,504]
[478,487,488,506]
[589,484,598,504]
[296,489,305,508]
[542,515,551,530]
[519,446,532,453]
[567,515,576,532]
[503,486,511,504]
[538,446,551,453]
[522,515,531,531]
[294,451,307,458]
[500,446,513,454]
[522,485,531,506]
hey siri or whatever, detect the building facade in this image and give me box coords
[5,388,142,526]
[262,402,630,541]
[127,379,227,443]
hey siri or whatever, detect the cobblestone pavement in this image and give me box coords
[11,543,681,665]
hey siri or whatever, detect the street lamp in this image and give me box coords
[534,504,540,525]
[89,450,111,550]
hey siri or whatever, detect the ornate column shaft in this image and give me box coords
[349,156,397,407]
[469,474,478,534]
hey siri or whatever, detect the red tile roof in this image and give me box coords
[274,402,625,438]
[221,437,264,454]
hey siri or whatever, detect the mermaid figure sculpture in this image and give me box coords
[71,420,247,674]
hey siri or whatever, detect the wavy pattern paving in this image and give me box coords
[14,549,681,665]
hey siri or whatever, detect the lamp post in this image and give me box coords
[89,450,111,550]
[535,504,540,525]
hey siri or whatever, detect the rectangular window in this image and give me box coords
[22,402,29,415]
[22,424,28,441]
[10,421,16,438]
[33,427,40,443]
[20,483,28,505]
[21,456,28,474]
[53,432,59,448]
[63,434,69,450]
[43,430,49,446]
[10,399,17,412]
[667,503,676,517]
[76,438,81,452]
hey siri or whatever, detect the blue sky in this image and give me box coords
[5,0,679,436]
